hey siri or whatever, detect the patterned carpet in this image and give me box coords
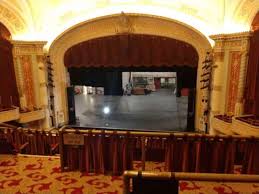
[0,155,258,194]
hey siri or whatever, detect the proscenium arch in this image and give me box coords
[49,13,211,129]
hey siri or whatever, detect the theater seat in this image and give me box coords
[131,172,178,194]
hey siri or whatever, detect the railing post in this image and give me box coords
[141,136,146,171]
[59,126,65,171]
[123,172,130,194]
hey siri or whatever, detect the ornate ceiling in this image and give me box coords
[0,0,258,46]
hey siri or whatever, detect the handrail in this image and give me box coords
[123,170,259,194]
[60,125,259,140]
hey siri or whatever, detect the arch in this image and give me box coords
[49,13,211,129]
[234,0,259,29]
[251,11,259,31]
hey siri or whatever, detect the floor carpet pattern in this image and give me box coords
[0,155,258,194]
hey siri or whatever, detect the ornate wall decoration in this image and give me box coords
[210,32,251,117]
[227,51,242,114]
[20,55,35,111]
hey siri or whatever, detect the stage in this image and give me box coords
[74,89,190,131]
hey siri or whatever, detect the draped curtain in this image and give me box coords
[83,132,134,175]
[244,30,259,116]
[164,135,236,173]
[64,34,199,68]
[242,139,259,174]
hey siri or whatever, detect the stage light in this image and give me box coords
[103,106,110,114]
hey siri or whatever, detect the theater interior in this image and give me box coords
[0,1,259,193]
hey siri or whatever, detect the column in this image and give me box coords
[235,35,251,115]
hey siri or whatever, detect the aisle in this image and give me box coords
[0,155,258,194]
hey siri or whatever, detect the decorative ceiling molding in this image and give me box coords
[0,4,26,36]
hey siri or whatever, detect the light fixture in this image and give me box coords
[103,106,110,114]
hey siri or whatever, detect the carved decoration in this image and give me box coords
[115,12,134,34]
[12,41,47,55]
[210,32,251,50]
[227,51,242,114]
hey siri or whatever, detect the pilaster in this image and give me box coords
[12,40,50,128]
[210,32,252,117]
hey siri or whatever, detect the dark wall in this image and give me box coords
[104,71,123,95]
[244,30,259,116]
[67,87,76,124]
[0,39,19,108]
[68,68,123,96]
[176,67,197,97]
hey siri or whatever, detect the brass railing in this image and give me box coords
[123,170,259,194]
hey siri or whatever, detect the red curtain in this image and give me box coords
[146,137,166,162]
[0,39,19,108]
[85,132,105,173]
[103,132,134,175]
[165,136,236,173]
[64,34,198,68]
[242,139,259,174]
[244,30,259,116]
[84,132,134,175]
[165,135,196,172]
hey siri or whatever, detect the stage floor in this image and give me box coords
[75,89,189,131]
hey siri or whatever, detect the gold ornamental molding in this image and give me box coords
[210,31,252,50]
[0,4,26,36]
[209,31,252,41]
[12,41,47,56]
